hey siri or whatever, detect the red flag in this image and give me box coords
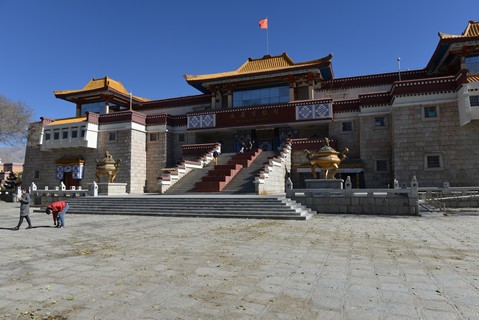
[259,19,268,29]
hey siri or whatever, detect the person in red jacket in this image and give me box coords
[45,201,70,228]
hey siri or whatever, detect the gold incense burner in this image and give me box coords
[95,151,121,183]
[304,138,349,179]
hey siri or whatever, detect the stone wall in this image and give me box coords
[359,114,392,188]
[292,192,419,215]
[128,129,146,193]
[328,120,360,158]
[146,131,167,193]
[23,124,148,194]
[391,101,479,187]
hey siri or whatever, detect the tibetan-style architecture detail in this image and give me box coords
[23,21,479,193]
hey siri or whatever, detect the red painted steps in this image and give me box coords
[196,149,262,192]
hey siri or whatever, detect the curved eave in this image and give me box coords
[185,54,334,93]
[54,87,147,104]
[187,64,333,94]
[426,35,479,75]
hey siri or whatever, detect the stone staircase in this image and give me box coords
[222,150,276,194]
[164,153,235,195]
[195,150,262,192]
[65,196,316,220]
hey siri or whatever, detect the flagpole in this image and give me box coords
[266,17,269,54]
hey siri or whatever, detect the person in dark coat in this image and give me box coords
[13,188,33,230]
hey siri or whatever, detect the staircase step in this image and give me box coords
[64,196,315,220]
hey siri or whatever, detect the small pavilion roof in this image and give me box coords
[54,76,149,102]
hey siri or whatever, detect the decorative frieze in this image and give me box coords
[296,103,332,121]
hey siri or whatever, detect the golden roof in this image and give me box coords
[54,76,149,101]
[184,52,332,82]
[439,20,479,39]
[467,74,479,83]
[46,116,87,126]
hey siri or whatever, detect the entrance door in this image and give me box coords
[63,172,78,189]
[256,129,274,151]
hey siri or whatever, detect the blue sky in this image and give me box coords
[0,0,478,121]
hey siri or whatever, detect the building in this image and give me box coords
[0,161,24,187]
[23,21,479,193]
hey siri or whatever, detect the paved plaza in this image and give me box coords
[1,201,478,320]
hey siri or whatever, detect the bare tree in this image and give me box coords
[0,95,32,146]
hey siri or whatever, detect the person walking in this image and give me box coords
[45,201,69,228]
[212,150,219,166]
[13,188,33,230]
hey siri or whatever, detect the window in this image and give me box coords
[53,129,60,140]
[376,160,388,172]
[149,133,157,142]
[470,96,479,107]
[62,129,69,139]
[425,154,444,171]
[34,170,40,179]
[178,133,185,142]
[465,55,479,74]
[80,126,86,138]
[71,127,78,139]
[423,106,438,119]
[80,101,104,116]
[374,117,385,127]
[45,131,51,141]
[341,121,353,132]
[233,85,290,107]
[108,132,117,141]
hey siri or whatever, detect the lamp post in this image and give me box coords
[397,57,401,81]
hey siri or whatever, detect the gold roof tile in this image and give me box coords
[54,76,150,101]
[467,74,479,83]
[439,20,479,39]
[46,116,87,126]
[184,53,332,82]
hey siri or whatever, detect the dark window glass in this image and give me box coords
[71,129,78,138]
[149,133,157,141]
[424,106,437,118]
[342,122,353,132]
[62,130,68,139]
[469,95,479,107]
[375,117,385,127]
[53,130,60,140]
[109,132,117,141]
[233,85,290,107]
[427,155,441,168]
[178,133,185,142]
[45,132,51,140]
[376,160,388,171]
[465,55,479,74]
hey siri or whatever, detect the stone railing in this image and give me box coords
[158,143,221,194]
[418,183,479,209]
[287,176,420,216]
[254,142,292,195]
[29,182,92,206]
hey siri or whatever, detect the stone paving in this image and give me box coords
[1,201,478,320]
